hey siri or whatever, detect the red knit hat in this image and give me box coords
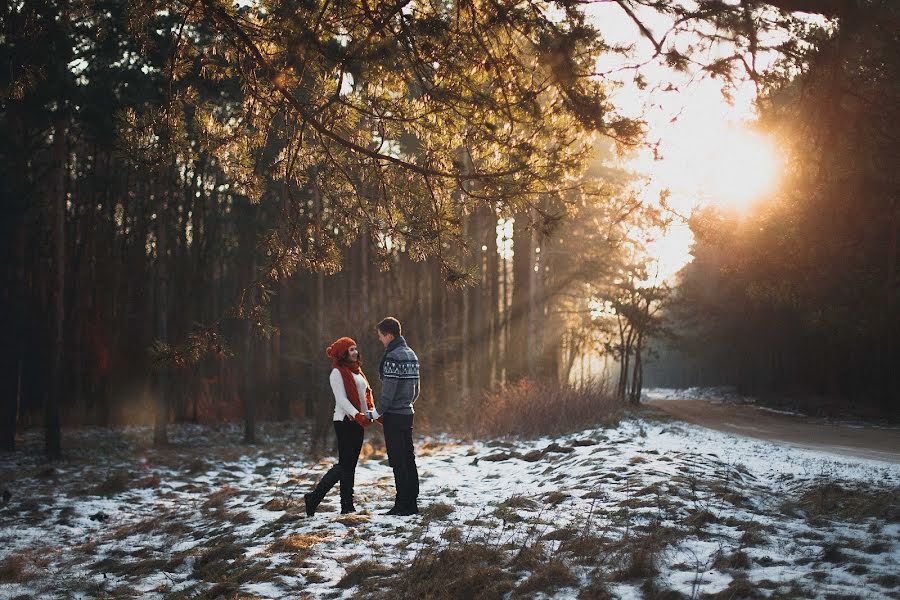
[326,337,356,364]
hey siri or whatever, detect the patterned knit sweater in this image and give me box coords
[375,336,420,416]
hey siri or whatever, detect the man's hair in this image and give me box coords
[376,317,402,338]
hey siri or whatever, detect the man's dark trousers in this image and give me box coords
[383,412,419,511]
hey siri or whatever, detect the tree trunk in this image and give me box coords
[243,322,256,444]
[508,213,531,381]
[153,187,170,447]
[469,208,489,392]
[527,223,543,378]
[630,331,644,404]
[243,229,258,444]
[276,283,291,421]
[0,214,26,451]
[487,212,500,387]
[311,180,325,422]
[460,216,470,400]
[46,115,67,460]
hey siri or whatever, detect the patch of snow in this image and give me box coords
[643,386,757,404]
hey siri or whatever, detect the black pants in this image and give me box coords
[310,419,364,508]
[383,412,419,509]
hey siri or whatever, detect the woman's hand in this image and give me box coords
[354,413,372,427]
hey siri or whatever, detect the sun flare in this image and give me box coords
[656,120,783,213]
[694,127,781,210]
[622,114,784,281]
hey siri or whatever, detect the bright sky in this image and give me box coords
[585,2,787,283]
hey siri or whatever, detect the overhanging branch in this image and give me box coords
[195,0,524,182]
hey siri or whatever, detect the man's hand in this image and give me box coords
[376,416,384,424]
[354,413,371,427]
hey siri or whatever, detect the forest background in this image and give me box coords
[1,0,897,458]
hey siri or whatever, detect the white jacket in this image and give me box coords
[330,368,371,422]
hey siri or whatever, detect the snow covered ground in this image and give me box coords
[642,387,758,405]
[1,414,898,599]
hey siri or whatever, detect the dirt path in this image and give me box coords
[645,398,900,464]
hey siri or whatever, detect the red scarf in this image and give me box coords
[334,360,376,413]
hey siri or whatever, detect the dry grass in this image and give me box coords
[441,527,463,542]
[864,541,891,554]
[334,513,370,526]
[711,550,751,570]
[796,483,900,522]
[337,560,398,589]
[514,560,579,596]
[377,543,516,600]
[577,574,615,600]
[192,536,246,581]
[262,497,292,511]
[871,574,900,588]
[542,527,578,542]
[269,533,330,554]
[92,470,132,497]
[700,576,762,599]
[113,515,165,539]
[611,540,660,581]
[509,544,546,573]
[202,486,238,510]
[0,554,37,584]
[421,502,455,520]
[684,509,719,529]
[820,543,850,564]
[558,534,607,564]
[640,580,690,600]
[486,494,541,524]
[606,526,686,583]
[454,379,623,438]
[500,495,540,510]
[545,491,569,506]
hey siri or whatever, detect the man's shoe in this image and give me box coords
[341,504,356,514]
[397,506,418,516]
[384,506,401,515]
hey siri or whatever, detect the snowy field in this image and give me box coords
[1,412,898,599]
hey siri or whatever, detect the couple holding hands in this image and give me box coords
[304,317,421,517]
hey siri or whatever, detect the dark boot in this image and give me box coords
[304,465,341,516]
[339,466,357,515]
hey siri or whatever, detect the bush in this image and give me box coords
[453,379,623,438]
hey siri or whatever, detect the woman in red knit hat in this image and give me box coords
[304,336,375,516]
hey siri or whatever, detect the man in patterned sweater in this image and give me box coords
[371,317,420,516]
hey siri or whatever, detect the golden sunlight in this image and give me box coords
[688,126,781,211]
[643,117,783,215]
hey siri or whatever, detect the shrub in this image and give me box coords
[454,379,623,438]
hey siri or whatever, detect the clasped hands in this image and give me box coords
[353,413,381,427]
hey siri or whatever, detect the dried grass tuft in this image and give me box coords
[796,483,900,522]
[337,560,397,589]
[0,554,37,584]
[270,533,330,553]
[421,502,455,520]
[453,379,623,438]
[377,543,515,600]
[515,560,578,596]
